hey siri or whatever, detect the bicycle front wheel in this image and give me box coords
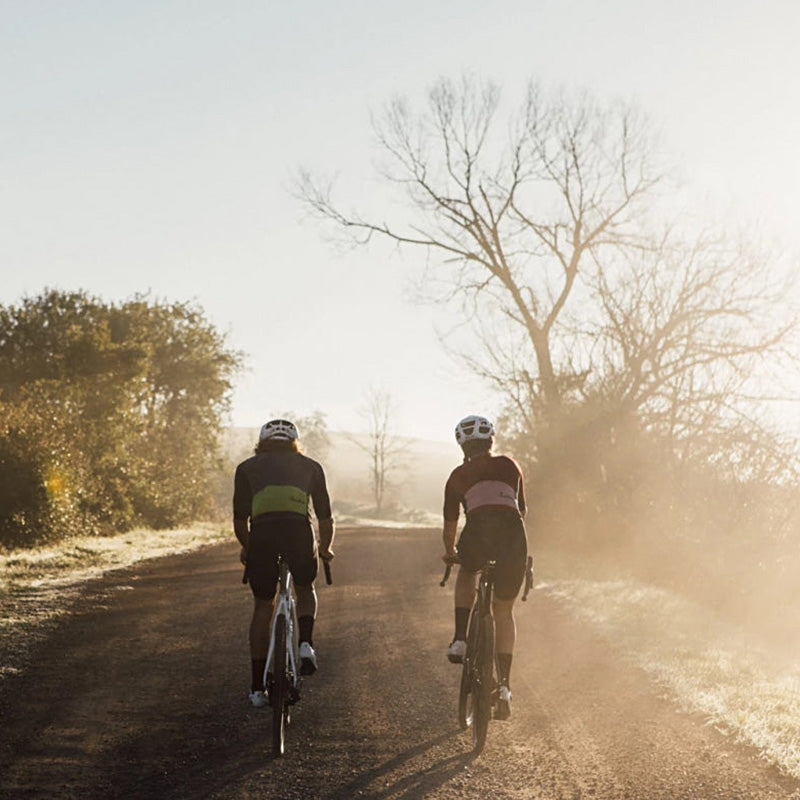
[472,612,495,754]
[271,614,288,757]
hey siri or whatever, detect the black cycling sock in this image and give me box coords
[298,615,314,645]
[497,653,512,688]
[251,658,267,692]
[454,607,471,641]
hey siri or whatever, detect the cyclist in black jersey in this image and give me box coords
[233,419,335,708]
[442,415,528,720]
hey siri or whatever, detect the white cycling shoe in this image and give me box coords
[446,639,467,664]
[299,641,318,675]
[248,689,269,708]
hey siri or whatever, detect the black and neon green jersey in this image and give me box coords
[233,451,332,523]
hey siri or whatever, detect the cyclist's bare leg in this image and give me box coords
[250,596,274,658]
[454,566,478,609]
[493,596,516,691]
[294,582,318,650]
[493,597,515,654]
[452,567,478,643]
[294,582,317,619]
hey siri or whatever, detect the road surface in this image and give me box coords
[1,526,798,799]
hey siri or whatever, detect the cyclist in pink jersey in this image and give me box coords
[441,415,528,720]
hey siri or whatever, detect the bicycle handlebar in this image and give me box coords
[440,563,452,587]
[440,554,534,599]
[440,554,460,586]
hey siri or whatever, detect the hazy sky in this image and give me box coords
[2,1,799,442]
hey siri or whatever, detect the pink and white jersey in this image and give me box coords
[443,454,526,522]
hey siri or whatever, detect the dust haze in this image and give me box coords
[226,421,800,777]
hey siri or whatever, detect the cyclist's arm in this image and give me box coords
[442,519,458,559]
[503,455,527,519]
[234,518,249,565]
[311,461,335,559]
[318,517,335,560]
[232,464,252,560]
[234,518,249,547]
[442,474,461,560]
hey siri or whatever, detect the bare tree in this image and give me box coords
[481,229,799,482]
[298,77,662,420]
[584,234,798,481]
[351,388,408,515]
[298,76,798,473]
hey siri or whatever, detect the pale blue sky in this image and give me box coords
[2,1,799,441]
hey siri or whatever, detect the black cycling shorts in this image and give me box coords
[245,515,318,599]
[456,509,527,600]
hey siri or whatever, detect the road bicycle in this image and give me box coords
[244,555,332,757]
[441,554,533,754]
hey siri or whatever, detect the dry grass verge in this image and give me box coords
[542,575,800,779]
[0,524,229,679]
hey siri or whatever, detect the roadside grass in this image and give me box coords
[0,524,229,679]
[541,575,800,779]
[0,524,228,587]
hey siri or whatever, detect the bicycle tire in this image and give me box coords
[458,607,479,729]
[271,613,288,757]
[472,611,495,754]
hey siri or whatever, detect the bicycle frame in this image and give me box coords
[242,548,333,757]
[442,557,496,753]
[265,558,299,688]
[241,540,335,759]
[441,554,533,754]
[468,561,496,753]
[266,555,301,757]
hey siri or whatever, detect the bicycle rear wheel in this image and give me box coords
[472,612,495,754]
[458,607,479,729]
[271,614,288,756]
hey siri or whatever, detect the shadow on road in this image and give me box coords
[321,729,474,800]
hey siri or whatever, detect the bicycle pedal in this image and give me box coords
[288,685,301,705]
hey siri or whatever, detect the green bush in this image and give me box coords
[0,290,242,548]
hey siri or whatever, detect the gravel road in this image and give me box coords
[1,526,798,799]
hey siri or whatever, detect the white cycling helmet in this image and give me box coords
[454,415,495,445]
[258,419,300,442]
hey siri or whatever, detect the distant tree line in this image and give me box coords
[0,289,242,548]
